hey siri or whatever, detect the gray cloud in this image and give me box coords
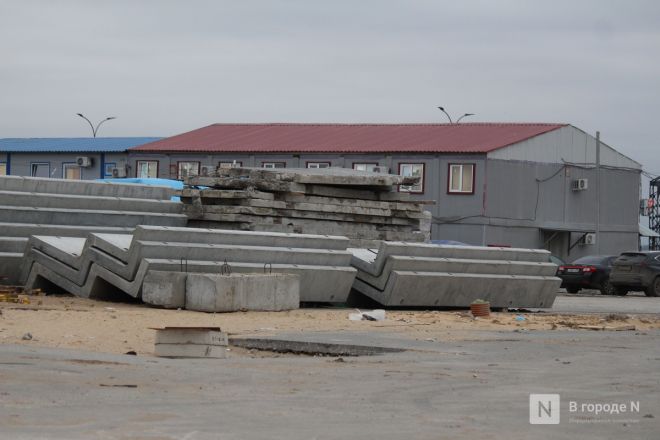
[1,0,659,176]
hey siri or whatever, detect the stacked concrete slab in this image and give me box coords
[182,167,433,247]
[0,176,186,284]
[350,242,561,308]
[21,225,357,305]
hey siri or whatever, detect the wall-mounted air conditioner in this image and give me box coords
[371,166,390,174]
[76,156,93,167]
[583,233,596,245]
[572,178,588,191]
[111,167,127,178]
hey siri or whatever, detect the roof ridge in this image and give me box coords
[209,122,567,127]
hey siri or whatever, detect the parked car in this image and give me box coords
[609,251,660,297]
[556,255,617,295]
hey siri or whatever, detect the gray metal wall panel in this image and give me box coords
[487,125,641,169]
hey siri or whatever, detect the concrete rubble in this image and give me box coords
[0,175,186,285]
[182,167,434,247]
[350,242,561,308]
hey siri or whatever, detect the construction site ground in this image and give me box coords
[1,294,659,439]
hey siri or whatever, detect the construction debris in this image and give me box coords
[182,167,433,247]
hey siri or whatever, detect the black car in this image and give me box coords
[609,251,660,297]
[556,255,617,295]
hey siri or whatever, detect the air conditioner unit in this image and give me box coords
[111,167,126,178]
[572,178,588,191]
[583,233,596,245]
[201,166,209,176]
[371,166,390,174]
[76,156,93,167]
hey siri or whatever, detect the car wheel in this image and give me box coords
[600,280,616,296]
[645,277,660,297]
[566,286,580,294]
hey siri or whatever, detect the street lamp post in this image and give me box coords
[437,107,475,124]
[76,113,116,137]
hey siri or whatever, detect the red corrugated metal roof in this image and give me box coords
[130,123,567,154]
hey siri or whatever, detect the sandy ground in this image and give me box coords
[1,295,659,356]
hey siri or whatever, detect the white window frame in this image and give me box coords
[262,162,286,169]
[448,163,475,194]
[307,162,330,169]
[136,160,158,178]
[398,163,424,193]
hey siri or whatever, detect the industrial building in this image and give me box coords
[128,123,643,260]
[0,138,160,179]
[0,124,644,260]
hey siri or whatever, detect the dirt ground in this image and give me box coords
[1,295,659,356]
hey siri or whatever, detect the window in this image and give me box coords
[62,163,81,180]
[448,163,475,194]
[307,162,330,169]
[0,163,6,176]
[30,162,50,178]
[177,161,200,179]
[218,161,242,169]
[262,162,286,169]
[137,160,159,178]
[398,163,425,193]
[353,163,379,172]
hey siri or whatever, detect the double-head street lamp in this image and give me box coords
[437,106,475,124]
[76,113,116,137]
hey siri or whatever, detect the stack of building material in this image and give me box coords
[181,167,433,247]
[0,175,186,284]
[20,225,357,305]
[350,242,561,308]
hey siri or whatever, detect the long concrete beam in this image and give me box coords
[0,190,182,214]
[352,271,560,308]
[355,255,558,291]
[0,175,174,200]
[350,242,552,276]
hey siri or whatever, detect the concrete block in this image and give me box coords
[154,344,227,358]
[142,271,187,308]
[154,328,228,346]
[185,273,300,312]
[0,252,23,285]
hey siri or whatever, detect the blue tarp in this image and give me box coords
[96,178,183,201]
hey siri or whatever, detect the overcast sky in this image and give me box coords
[1,0,659,175]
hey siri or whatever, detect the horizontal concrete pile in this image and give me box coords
[182,167,433,247]
[350,242,561,308]
[0,175,186,284]
[21,225,357,307]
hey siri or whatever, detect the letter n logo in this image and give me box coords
[529,394,560,424]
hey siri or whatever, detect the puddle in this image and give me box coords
[229,337,406,357]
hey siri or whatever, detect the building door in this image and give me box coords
[63,163,82,180]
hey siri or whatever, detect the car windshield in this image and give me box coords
[572,256,611,265]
